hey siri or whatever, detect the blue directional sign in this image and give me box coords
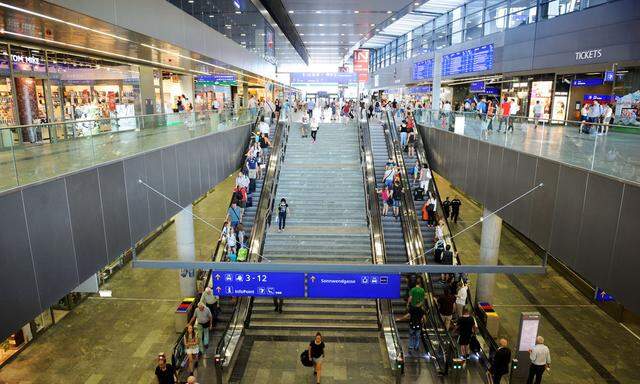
[307,273,401,299]
[212,271,305,297]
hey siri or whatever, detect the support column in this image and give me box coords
[138,66,157,115]
[176,204,196,297]
[431,52,442,111]
[476,208,502,303]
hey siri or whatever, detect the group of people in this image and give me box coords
[579,100,615,135]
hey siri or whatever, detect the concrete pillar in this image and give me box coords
[180,74,194,104]
[176,204,196,297]
[138,66,156,115]
[476,208,502,303]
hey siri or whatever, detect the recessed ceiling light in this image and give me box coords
[187,0,193,3]
[288,10,294,14]
[340,33,345,36]
[359,33,364,36]
[209,14,214,18]
[235,11,241,14]
[319,23,324,26]
[370,23,375,26]
[376,28,380,31]
[354,10,359,14]
[252,24,256,26]
[315,10,322,14]
[240,33,246,36]
[392,17,396,20]
[320,33,325,36]
[300,33,305,36]
[414,2,420,5]
[295,23,300,26]
[387,10,392,13]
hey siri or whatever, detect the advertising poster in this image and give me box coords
[552,92,568,121]
[528,81,552,119]
[353,49,369,83]
[264,24,275,62]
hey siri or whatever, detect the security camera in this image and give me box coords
[563,78,571,85]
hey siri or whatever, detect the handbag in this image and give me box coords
[300,351,314,367]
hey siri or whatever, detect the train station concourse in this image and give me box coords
[1,0,640,383]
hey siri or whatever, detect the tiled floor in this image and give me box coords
[420,115,640,184]
[0,174,237,384]
[433,172,640,384]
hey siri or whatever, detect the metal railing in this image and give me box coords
[383,109,456,374]
[414,108,640,186]
[355,113,405,381]
[412,116,499,371]
[212,109,292,382]
[170,108,263,379]
[0,108,255,192]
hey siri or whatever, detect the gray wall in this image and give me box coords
[421,125,640,315]
[369,0,640,89]
[0,124,250,340]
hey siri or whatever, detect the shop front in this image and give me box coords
[194,74,236,111]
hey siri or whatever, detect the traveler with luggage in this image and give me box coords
[308,332,325,384]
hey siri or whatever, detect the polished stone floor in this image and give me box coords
[420,114,640,184]
[0,113,250,192]
[434,172,640,384]
[0,174,236,384]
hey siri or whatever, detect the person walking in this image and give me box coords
[419,165,432,192]
[442,196,451,219]
[274,99,281,123]
[183,324,199,374]
[155,353,176,384]
[450,196,462,224]
[498,97,510,133]
[307,98,315,118]
[191,302,213,351]
[277,198,289,231]
[527,336,551,384]
[397,303,426,355]
[533,100,544,129]
[310,116,319,143]
[456,308,477,360]
[308,332,325,384]
[491,338,512,384]
[273,296,284,313]
[602,103,613,135]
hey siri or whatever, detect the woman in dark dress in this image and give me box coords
[308,332,325,384]
[456,308,477,359]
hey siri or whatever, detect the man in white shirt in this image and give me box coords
[589,100,603,134]
[258,116,270,137]
[248,95,258,118]
[532,100,544,128]
[235,172,249,190]
[602,103,613,135]
[527,336,551,384]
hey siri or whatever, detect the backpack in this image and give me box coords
[237,247,248,262]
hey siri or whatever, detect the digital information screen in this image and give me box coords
[307,273,401,299]
[212,272,305,298]
[442,44,494,77]
[412,59,434,81]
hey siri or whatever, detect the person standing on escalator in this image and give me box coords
[392,178,403,220]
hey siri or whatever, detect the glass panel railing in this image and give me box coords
[0,108,254,192]
[415,109,640,185]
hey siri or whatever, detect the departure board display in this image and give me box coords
[441,44,494,77]
[412,58,434,81]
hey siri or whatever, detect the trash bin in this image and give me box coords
[174,297,195,333]
[478,302,500,336]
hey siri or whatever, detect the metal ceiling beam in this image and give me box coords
[133,260,545,275]
[253,0,309,65]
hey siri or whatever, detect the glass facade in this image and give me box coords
[371,0,613,71]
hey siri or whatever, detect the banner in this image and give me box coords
[353,49,369,83]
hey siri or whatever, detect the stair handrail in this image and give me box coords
[170,107,264,376]
[212,108,291,381]
[355,110,405,379]
[414,119,499,368]
[383,110,453,374]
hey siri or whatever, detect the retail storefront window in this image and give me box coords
[539,0,581,20]
[508,0,537,28]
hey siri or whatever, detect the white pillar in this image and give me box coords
[176,204,196,297]
[476,208,502,303]
[431,52,442,111]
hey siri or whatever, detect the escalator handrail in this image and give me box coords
[355,112,405,375]
[414,119,500,362]
[383,110,452,373]
[213,109,291,369]
[171,108,264,372]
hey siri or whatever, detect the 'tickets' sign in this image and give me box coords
[353,49,369,81]
[575,48,602,61]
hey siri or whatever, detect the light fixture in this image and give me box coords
[295,23,300,26]
[414,2,420,5]
[340,33,345,36]
[376,28,380,31]
[300,33,304,36]
[315,10,322,14]
[288,10,294,14]
[354,10,359,14]
[188,0,194,3]
[235,11,241,14]
[240,33,246,36]
[387,10,392,13]
[392,17,396,20]
[370,23,375,26]
[318,23,324,26]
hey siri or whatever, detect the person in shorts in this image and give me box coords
[308,332,325,384]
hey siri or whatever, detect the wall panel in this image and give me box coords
[66,170,109,281]
[176,142,191,206]
[123,156,150,243]
[0,192,40,340]
[475,141,491,204]
[23,180,79,306]
[485,145,504,212]
[161,146,180,219]
[145,150,167,230]
[575,174,623,286]
[98,162,131,261]
[510,154,537,237]
[188,140,202,201]
[529,159,560,250]
[498,149,518,224]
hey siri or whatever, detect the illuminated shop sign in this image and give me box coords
[10,54,40,65]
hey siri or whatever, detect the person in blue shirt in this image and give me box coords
[228,202,242,228]
[307,99,315,118]
[477,98,487,120]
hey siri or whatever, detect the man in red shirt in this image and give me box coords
[498,97,510,132]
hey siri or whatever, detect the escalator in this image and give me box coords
[213,115,402,383]
[387,110,497,381]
